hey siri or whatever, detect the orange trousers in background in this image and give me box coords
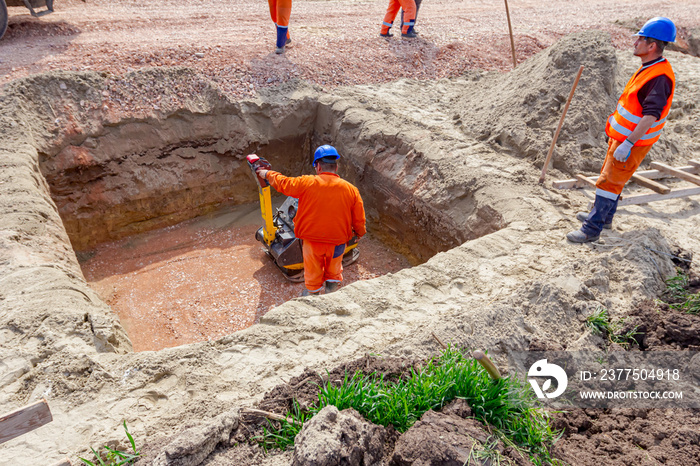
[596,139,654,196]
[302,239,344,292]
[381,0,416,35]
[268,0,291,38]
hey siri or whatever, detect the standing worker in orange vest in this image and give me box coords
[268,0,292,54]
[380,0,417,38]
[255,145,367,296]
[567,17,676,243]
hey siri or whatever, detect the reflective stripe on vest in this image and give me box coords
[604,58,675,146]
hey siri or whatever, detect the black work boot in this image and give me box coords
[576,212,612,229]
[301,288,320,297]
[325,281,340,293]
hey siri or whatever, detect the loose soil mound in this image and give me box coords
[553,407,700,466]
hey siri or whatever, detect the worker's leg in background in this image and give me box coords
[301,240,333,294]
[400,0,421,33]
[398,0,416,35]
[571,139,653,241]
[322,244,345,293]
[381,0,401,36]
[269,0,292,51]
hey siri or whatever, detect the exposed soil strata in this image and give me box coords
[0,30,699,465]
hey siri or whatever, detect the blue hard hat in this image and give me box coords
[312,145,340,166]
[635,17,676,43]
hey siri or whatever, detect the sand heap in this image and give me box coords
[0,31,698,464]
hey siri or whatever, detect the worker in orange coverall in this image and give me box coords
[380,0,417,38]
[268,0,292,54]
[401,0,423,35]
[256,145,367,296]
[567,17,676,243]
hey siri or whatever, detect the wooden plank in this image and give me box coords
[0,399,53,445]
[636,164,699,180]
[630,173,671,194]
[553,164,699,189]
[575,174,597,189]
[617,186,700,206]
[650,161,700,186]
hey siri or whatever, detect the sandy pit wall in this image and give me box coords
[0,31,698,464]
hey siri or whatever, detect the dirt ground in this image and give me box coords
[1,0,698,94]
[1,1,700,465]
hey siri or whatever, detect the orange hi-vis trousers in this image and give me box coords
[381,0,416,35]
[302,240,344,292]
[268,0,291,37]
[596,138,654,198]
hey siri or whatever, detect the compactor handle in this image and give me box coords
[246,154,272,187]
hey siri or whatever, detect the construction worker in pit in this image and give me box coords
[380,0,417,38]
[268,0,292,54]
[255,145,367,296]
[567,17,676,243]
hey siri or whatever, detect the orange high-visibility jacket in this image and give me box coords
[605,58,675,146]
[267,171,367,244]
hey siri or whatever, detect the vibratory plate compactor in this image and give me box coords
[246,154,360,282]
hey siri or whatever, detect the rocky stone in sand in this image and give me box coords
[292,406,386,466]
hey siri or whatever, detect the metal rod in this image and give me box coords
[504,0,517,68]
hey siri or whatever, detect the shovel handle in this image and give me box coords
[539,65,584,184]
[473,350,502,380]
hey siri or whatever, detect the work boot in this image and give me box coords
[380,31,393,37]
[576,212,612,229]
[325,281,340,293]
[301,288,320,297]
[401,31,417,38]
[566,229,599,243]
[275,46,285,54]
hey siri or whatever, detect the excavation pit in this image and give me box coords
[30,73,506,352]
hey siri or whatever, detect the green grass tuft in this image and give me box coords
[255,347,560,465]
[255,400,312,453]
[585,307,639,348]
[664,269,700,315]
[78,421,139,466]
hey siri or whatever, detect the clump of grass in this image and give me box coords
[79,421,139,466]
[585,307,639,348]
[664,269,700,315]
[255,347,560,465]
[256,400,313,453]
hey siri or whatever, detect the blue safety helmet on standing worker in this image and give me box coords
[634,17,676,43]
[312,145,340,166]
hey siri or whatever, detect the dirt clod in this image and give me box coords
[293,406,386,466]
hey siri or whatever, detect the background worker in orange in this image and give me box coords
[268,0,292,54]
[256,145,366,296]
[567,17,676,243]
[380,0,417,38]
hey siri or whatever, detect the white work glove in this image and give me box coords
[613,139,634,162]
